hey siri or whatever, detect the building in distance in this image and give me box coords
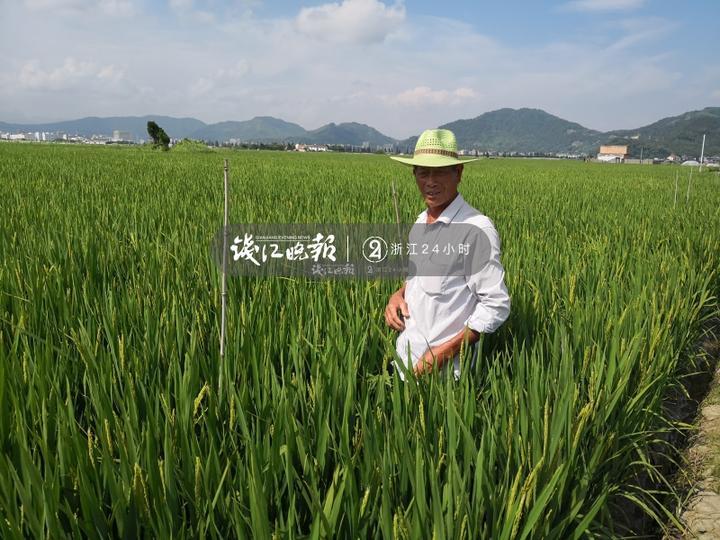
[112,130,134,142]
[597,145,629,163]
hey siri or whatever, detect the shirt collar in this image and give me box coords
[415,192,466,224]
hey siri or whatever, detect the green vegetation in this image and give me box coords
[608,107,720,158]
[303,122,395,147]
[172,139,214,153]
[403,107,720,158]
[0,144,719,538]
[192,118,394,146]
[147,120,170,150]
[432,108,603,155]
[191,116,307,144]
[3,107,717,156]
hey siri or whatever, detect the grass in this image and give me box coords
[0,143,719,538]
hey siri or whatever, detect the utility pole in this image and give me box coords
[220,159,229,358]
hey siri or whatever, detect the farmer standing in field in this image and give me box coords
[384,128,511,378]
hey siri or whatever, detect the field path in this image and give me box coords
[677,326,720,539]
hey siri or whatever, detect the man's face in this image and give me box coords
[413,164,463,210]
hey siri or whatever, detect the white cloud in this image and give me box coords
[98,0,133,15]
[189,60,250,98]
[604,17,676,51]
[168,0,216,22]
[453,88,477,99]
[24,0,86,8]
[562,0,645,12]
[18,58,125,90]
[97,64,124,82]
[168,0,260,23]
[217,60,250,80]
[189,77,214,98]
[168,0,192,9]
[386,86,478,106]
[296,0,405,44]
[0,0,715,137]
[24,0,134,16]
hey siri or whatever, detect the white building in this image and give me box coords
[112,130,133,142]
[597,145,629,163]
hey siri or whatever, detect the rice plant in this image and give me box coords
[0,143,718,538]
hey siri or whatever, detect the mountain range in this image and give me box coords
[0,115,205,140]
[2,107,718,157]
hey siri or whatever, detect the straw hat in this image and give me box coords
[390,128,478,167]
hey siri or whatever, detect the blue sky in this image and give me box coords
[1,0,718,138]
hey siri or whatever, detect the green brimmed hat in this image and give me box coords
[390,128,478,167]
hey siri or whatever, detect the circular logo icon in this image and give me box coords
[362,236,388,263]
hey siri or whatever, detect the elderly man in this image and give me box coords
[385,128,511,378]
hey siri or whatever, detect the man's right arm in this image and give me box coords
[385,281,410,331]
[464,226,510,334]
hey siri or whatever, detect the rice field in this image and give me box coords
[1,143,719,538]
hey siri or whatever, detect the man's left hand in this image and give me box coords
[414,347,442,376]
[413,327,481,377]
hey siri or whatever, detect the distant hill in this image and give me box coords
[302,122,395,146]
[398,108,607,154]
[2,107,718,157]
[604,107,720,158]
[400,107,717,158]
[190,116,306,142]
[0,115,206,140]
[191,118,394,146]
[438,108,604,154]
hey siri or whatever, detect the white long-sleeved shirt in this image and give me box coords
[394,193,511,379]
